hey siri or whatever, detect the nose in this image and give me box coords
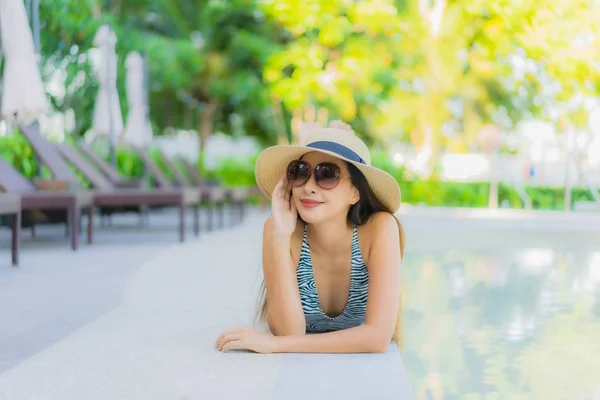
[303,171,318,194]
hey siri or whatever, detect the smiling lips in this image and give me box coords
[299,199,323,209]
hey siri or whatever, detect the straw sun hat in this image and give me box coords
[254,123,401,213]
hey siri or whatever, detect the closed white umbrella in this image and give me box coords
[0,0,49,124]
[91,24,123,143]
[123,51,152,147]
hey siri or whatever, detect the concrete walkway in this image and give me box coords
[0,209,415,399]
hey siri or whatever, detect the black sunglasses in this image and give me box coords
[286,160,342,190]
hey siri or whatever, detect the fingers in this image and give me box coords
[329,120,353,132]
[289,193,297,213]
[215,326,245,349]
[221,340,247,352]
[273,174,292,203]
[299,121,321,132]
[284,182,292,203]
[216,333,242,351]
[272,175,284,199]
[215,327,252,350]
[273,175,291,207]
[298,121,323,142]
[215,332,226,349]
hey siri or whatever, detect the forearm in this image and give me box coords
[264,236,306,335]
[274,324,391,354]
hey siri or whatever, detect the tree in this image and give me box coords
[38,0,287,154]
[262,0,600,174]
[36,0,600,168]
[112,0,286,162]
[39,0,103,136]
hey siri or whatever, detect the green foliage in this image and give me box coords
[370,151,596,209]
[0,132,88,187]
[89,142,145,179]
[39,0,103,137]
[114,149,145,179]
[207,154,258,188]
[148,148,175,180]
[70,0,285,142]
[0,133,42,178]
[1,134,595,208]
[35,0,600,152]
[262,0,600,152]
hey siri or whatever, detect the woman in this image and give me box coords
[216,121,405,354]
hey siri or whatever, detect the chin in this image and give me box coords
[298,205,331,224]
[297,204,345,225]
[297,208,327,224]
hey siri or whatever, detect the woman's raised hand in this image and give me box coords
[271,174,298,237]
[328,119,353,132]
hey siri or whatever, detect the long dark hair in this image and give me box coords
[256,161,406,344]
[346,162,389,225]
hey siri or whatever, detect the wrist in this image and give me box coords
[269,230,292,244]
[272,335,285,353]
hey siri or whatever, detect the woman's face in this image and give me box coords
[289,151,360,224]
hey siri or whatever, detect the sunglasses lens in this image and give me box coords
[287,160,310,186]
[315,163,341,189]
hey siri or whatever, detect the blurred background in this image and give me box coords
[1,1,600,399]
[1,0,600,210]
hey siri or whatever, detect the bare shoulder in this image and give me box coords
[362,212,399,238]
[357,212,400,263]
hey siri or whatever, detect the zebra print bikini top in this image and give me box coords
[297,224,369,333]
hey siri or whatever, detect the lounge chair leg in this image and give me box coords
[228,203,233,227]
[233,203,238,227]
[11,212,21,267]
[228,204,234,228]
[138,205,148,227]
[207,203,214,231]
[70,203,79,251]
[218,203,224,229]
[87,207,94,244]
[193,204,200,237]
[179,203,185,243]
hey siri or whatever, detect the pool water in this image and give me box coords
[401,228,600,399]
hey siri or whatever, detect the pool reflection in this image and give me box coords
[401,238,600,399]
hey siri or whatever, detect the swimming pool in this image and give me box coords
[399,209,600,399]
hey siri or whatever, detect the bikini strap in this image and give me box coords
[351,224,359,248]
[300,224,310,259]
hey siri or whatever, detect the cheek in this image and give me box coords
[323,189,351,209]
[336,185,356,204]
